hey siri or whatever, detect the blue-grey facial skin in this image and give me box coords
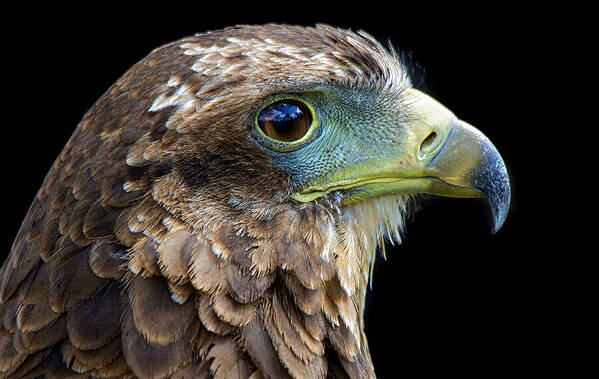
[250,85,511,232]
[251,85,411,193]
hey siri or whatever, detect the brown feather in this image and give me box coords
[210,292,257,327]
[127,251,144,277]
[44,234,78,264]
[170,361,212,378]
[0,238,40,304]
[12,314,67,354]
[206,337,252,379]
[28,346,89,379]
[0,335,25,374]
[127,274,194,346]
[281,290,325,356]
[136,237,162,276]
[126,133,153,168]
[303,312,327,343]
[197,295,234,336]
[168,281,194,305]
[1,301,18,334]
[37,217,61,262]
[48,243,107,313]
[82,200,120,239]
[248,370,267,379]
[113,208,142,247]
[72,167,100,201]
[270,289,315,363]
[120,300,194,379]
[60,337,121,373]
[189,238,226,294]
[326,323,359,363]
[156,229,193,284]
[0,348,47,378]
[264,296,327,378]
[246,241,279,276]
[66,198,95,246]
[239,314,289,379]
[101,177,145,208]
[224,265,274,304]
[16,263,50,305]
[66,282,121,351]
[57,195,77,238]
[91,353,132,378]
[285,273,325,316]
[16,302,61,334]
[88,242,127,279]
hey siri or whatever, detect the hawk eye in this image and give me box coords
[257,99,313,143]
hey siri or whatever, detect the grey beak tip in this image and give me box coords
[477,166,510,234]
[491,199,509,234]
[472,134,511,234]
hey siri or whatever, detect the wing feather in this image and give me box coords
[65,282,121,351]
[128,274,195,346]
[120,299,195,379]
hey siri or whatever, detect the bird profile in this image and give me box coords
[0,24,510,378]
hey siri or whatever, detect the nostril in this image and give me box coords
[420,131,438,155]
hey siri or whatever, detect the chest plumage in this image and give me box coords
[0,24,509,378]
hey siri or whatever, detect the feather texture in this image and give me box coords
[66,282,121,351]
[0,24,416,378]
[128,274,195,345]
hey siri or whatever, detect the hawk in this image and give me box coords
[0,24,510,378]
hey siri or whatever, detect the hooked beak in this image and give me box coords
[424,117,510,233]
[292,88,511,233]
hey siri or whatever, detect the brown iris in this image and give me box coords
[257,99,312,142]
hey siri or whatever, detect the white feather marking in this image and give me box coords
[167,76,180,87]
[320,244,330,263]
[142,230,161,245]
[211,245,224,258]
[162,218,174,231]
[170,294,184,304]
[148,94,168,112]
[128,264,139,275]
[149,83,196,113]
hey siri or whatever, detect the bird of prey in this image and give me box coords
[0,24,510,378]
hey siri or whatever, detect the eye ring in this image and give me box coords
[254,97,319,151]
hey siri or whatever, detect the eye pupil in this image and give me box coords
[258,99,312,142]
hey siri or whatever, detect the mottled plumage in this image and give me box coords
[0,24,509,378]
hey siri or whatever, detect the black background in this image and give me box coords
[2,4,571,378]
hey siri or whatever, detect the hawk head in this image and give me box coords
[130,23,509,288]
[1,24,510,378]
